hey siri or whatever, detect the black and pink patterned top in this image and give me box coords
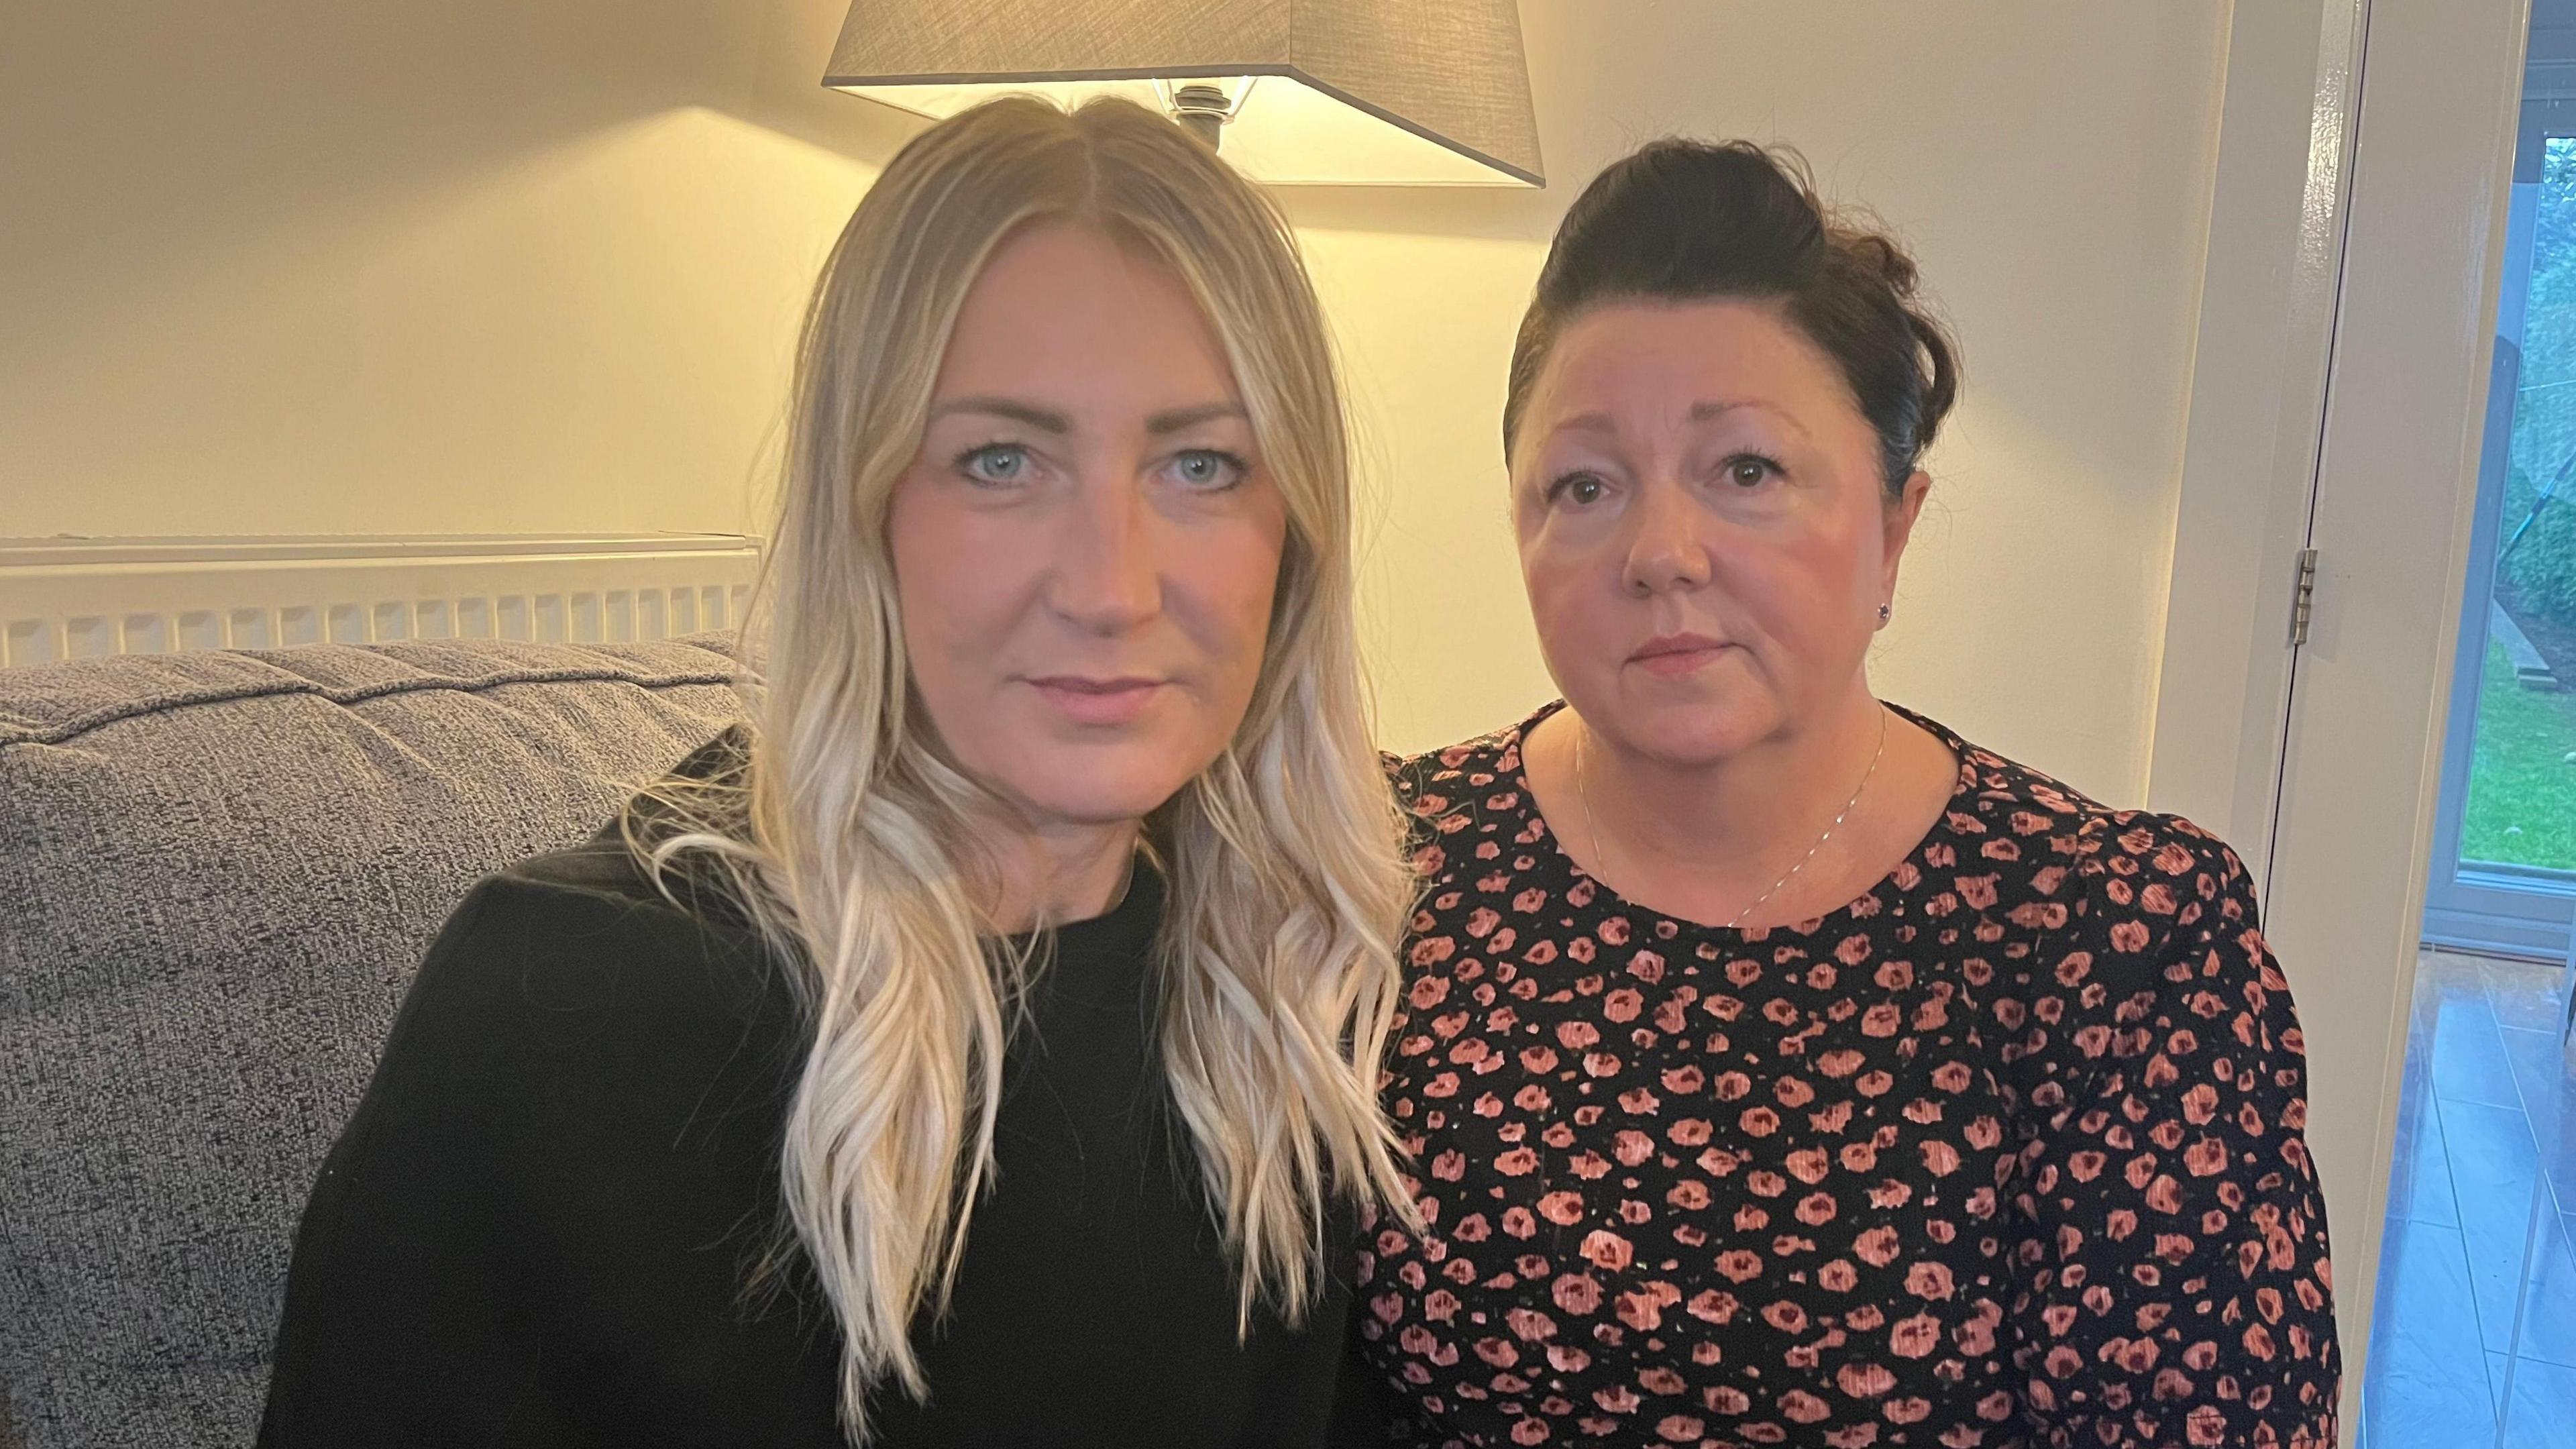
[1352,703,2339,1449]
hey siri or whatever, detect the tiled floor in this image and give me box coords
[2367,950,2576,1446]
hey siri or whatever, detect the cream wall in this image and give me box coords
[0,0,2230,801]
[0,0,884,541]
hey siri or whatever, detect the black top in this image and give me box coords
[258,740,1358,1448]
[1347,704,2339,1448]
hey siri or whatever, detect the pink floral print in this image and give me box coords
[1354,704,2339,1448]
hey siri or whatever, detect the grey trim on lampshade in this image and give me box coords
[822,0,1545,186]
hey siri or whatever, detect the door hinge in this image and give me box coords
[2289,547,2319,647]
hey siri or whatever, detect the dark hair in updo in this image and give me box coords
[1503,139,1961,498]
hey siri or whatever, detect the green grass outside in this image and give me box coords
[2461,637,2576,872]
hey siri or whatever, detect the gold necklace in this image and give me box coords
[1572,704,1890,930]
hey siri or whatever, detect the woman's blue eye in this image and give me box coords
[958,444,1029,485]
[1169,448,1246,490]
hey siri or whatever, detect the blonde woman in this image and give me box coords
[257,97,1412,1447]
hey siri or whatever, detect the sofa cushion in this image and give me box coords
[0,637,747,1449]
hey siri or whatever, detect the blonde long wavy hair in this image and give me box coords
[627,95,1415,1437]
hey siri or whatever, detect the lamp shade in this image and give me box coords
[822,0,1544,187]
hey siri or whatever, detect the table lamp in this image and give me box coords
[822,0,1544,187]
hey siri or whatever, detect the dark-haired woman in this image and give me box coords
[1347,142,2340,1448]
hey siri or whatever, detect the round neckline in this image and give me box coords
[1501,698,1976,939]
[1014,858,1165,1008]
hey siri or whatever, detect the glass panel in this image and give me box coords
[2373,9,2576,1441]
[2461,142,2576,879]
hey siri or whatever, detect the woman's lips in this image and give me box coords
[1629,634,1730,678]
[1027,676,1166,725]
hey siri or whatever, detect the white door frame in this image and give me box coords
[2147,0,2532,1435]
[2144,0,2369,876]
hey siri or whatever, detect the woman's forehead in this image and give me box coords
[1526,302,1862,443]
[929,223,1245,427]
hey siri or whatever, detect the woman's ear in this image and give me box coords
[1880,470,1931,597]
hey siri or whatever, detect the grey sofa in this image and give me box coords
[0,636,748,1448]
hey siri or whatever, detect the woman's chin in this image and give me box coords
[1590,692,1784,769]
[981,752,1198,833]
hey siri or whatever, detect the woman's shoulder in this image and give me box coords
[278,809,802,1357]
[1922,730,2277,1042]
[1385,720,1527,783]
[1918,731,2300,1108]
[1383,708,1548,822]
[477,833,756,952]
[1938,729,2261,936]
[386,769,792,1117]
[1379,717,1548,886]
[477,727,773,983]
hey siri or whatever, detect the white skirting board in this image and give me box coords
[0,535,762,668]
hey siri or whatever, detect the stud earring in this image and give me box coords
[1877,602,1892,624]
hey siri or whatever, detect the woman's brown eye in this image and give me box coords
[1729,459,1768,487]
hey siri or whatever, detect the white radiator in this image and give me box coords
[0,535,763,668]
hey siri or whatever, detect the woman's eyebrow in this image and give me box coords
[924,398,1245,437]
[1545,401,1812,441]
[1146,402,1248,435]
[928,396,1073,433]
[1688,398,1811,440]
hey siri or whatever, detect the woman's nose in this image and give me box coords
[1621,478,1715,596]
[1049,471,1162,632]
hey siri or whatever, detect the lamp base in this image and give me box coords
[1167,84,1231,151]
